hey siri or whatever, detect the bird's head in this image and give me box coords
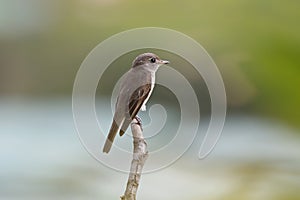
[132,53,169,70]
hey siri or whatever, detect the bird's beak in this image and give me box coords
[160,60,170,65]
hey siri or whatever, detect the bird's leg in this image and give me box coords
[134,115,143,131]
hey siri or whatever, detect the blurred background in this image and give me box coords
[1,0,300,199]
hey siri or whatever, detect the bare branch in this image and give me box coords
[121,117,148,200]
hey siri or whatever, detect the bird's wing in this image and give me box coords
[119,84,152,136]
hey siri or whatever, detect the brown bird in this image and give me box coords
[103,53,169,153]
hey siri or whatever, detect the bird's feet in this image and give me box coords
[134,115,143,131]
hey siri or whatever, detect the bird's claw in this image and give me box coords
[134,116,143,130]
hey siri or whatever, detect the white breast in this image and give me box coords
[141,73,155,111]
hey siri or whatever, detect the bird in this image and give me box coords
[103,53,169,153]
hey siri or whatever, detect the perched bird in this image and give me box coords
[103,53,169,153]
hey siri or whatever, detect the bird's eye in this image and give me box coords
[150,58,156,63]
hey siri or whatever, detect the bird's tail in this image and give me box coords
[103,119,120,153]
[119,118,132,136]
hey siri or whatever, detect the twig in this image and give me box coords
[120,117,148,200]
